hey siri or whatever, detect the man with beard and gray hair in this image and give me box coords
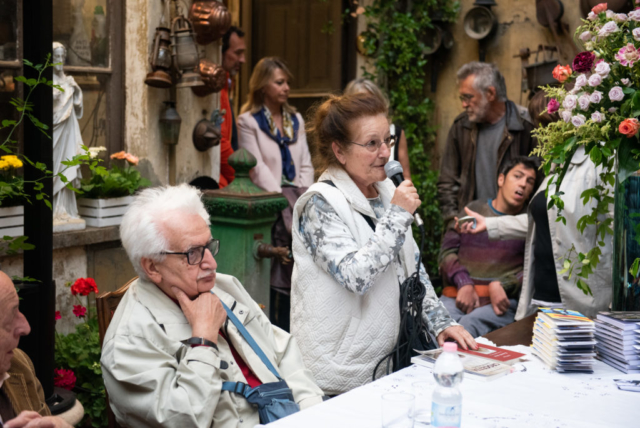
[437,62,538,226]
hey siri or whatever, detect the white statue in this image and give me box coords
[52,41,86,232]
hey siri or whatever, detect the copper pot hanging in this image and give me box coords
[189,0,232,45]
[192,59,227,97]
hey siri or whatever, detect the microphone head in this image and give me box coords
[384,160,403,179]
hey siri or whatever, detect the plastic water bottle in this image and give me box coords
[431,342,464,427]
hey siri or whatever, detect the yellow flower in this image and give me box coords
[0,155,22,169]
[0,160,9,170]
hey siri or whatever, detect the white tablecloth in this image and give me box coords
[267,344,640,428]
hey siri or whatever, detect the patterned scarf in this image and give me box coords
[252,106,299,182]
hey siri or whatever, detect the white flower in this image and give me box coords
[571,114,586,127]
[590,90,603,103]
[580,31,592,42]
[595,61,611,77]
[591,111,605,122]
[606,10,615,19]
[616,13,628,22]
[588,74,603,87]
[598,21,620,37]
[609,86,625,101]
[88,146,107,159]
[561,110,572,123]
[621,78,631,86]
[575,74,588,89]
[578,94,591,110]
[630,10,640,21]
[609,107,618,113]
[563,94,578,110]
[588,11,597,21]
[585,42,594,51]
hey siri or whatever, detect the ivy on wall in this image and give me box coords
[355,0,460,276]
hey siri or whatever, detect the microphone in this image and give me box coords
[384,161,424,228]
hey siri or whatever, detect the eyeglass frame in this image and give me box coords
[349,134,395,153]
[161,238,220,265]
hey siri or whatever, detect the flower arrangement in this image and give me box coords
[79,149,150,199]
[534,2,640,295]
[0,154,26,207]
[55,277,107,427]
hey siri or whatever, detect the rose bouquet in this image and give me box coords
[533,2,640,295]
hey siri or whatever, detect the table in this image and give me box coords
[483,313,537,347]
[268,341,640,428]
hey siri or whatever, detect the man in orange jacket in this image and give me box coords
[218,27,246,188]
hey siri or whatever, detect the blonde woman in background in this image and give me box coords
[344,78,412,179]
[238,57,314,192]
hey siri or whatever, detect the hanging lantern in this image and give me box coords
[192,59,227,97]
[189,0,232,45]
[145,26,173,88]
[159,101,182,145]
[170,15,204,88]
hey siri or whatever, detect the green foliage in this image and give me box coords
[55,315,106,428]
[354,0,459,275]
[80,159,151,199]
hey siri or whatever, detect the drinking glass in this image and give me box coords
[412,380,435,426]
[381,392,415,428]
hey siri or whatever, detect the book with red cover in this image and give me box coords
[457,343,526,365]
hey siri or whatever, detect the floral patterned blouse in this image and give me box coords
[298,194,456,336]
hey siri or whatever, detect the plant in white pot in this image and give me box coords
[76,150,150,227]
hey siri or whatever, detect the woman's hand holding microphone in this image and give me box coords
[390,180,421,215]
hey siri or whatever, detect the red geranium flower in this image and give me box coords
[54,368,76,391]
[55,311,61,321]
[72,305,87,318]
[70,278,99,296]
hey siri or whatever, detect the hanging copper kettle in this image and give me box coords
[189,0,232,45]
[192,59,227,97]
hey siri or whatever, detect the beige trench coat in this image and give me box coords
[101,274,323,428]
[486,146,613,319]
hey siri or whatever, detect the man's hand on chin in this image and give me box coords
[173,287,227,344]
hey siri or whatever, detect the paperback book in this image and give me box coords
[595,311,640,374]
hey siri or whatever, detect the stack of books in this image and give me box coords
[412,343,525,382]
[531,308,596,373]
[594,311,640,374]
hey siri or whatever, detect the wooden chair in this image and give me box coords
[96,277,137,428]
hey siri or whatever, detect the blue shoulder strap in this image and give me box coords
[216,296,282,396]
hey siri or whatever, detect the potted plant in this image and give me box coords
[0,154,26,237]
[55,277,107,428]
[534,2,640,310]
[76,150,150,227]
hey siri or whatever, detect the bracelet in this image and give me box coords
[182,337,219,351]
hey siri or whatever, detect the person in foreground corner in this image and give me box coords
[100,184,323,427]
[290,93,476,396]
[0,271,72,428]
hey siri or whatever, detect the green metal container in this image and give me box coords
[202,148,288,311]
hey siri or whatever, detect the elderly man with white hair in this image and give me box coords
[100,184,323,427]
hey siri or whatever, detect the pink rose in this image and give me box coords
[575,74,588,89]
[634,28,640,41]
[591,111,605,122]
[598,21,620,37]
[578,94,591,111]
[563,94,578,110]
[588,11,597,21]
[590,90,603,104]
[580,31,592,42]
[588,74,603,87]
[609,86,624,101]
[615,43,640,67]
[594,61,610,77]
[615,13,628,22]
[561,110,572,123]
[571,114,586,127]
[609,107,618,113]
[630,10,640,21]
[547,99,560,114]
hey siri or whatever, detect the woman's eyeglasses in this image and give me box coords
[350,136,395,153]
[161,239,220,265]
